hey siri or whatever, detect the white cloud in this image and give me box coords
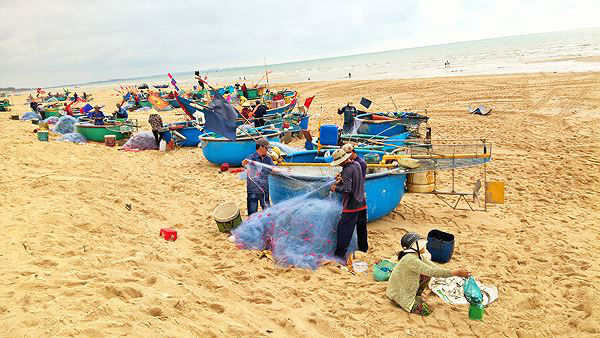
[0,0,599,87]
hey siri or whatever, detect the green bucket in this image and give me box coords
[37,131,49,142]
[213,202,242,233]
[373,259,396,281]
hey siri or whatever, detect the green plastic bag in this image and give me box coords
[463,276,483,304]
[373,260,396,282]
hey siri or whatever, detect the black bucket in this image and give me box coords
[426,229,455,263]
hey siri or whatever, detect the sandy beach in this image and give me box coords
[1,72,600,337]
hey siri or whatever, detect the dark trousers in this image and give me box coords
[343,121,354,133]
[334,211,359,259]
[335,209,369,259]
[357,209,368,252]
[152,130,164,146]
[247,192,270,216]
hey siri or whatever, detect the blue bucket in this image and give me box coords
[426,229,455,263]
[37,131,49,142]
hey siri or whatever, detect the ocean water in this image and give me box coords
[83,27,600,89]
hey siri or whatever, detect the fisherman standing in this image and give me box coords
[329,148,366,267]
[342,143,368,252]
[242,138,274,216]
[252,100,267,128]
[337,102,358,133]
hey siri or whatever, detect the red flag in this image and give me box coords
[304,96,315,109]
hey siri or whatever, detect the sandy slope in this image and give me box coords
[1,72,599,337]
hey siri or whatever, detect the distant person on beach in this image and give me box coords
[338,102,358,133]
[241,83,248,98]
[242,138,274,216]
[134,93,140,108]
[73,92,78,101]
[253,100,267,128]
[329,148,366,268]
[387,232,471,316]
[83,92,88,100]
[349,72,352,78]
[148,112,164,146]
[88,105,105,125]
[342,143,368,252]
[114,103,128,119]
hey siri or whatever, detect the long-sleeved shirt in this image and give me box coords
[337,105,357,125]
[386,254,452,312]
[116,107,128,119]
[335,161,366,212]
[87,111,105,125]
[245,152,274,194]
[354,154,367,179]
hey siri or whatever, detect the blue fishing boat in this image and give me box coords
[162,121,204,147]
[199,129,281,166]
[354,112,428,136]
[270,150,405,222]
[282,149,384,162]
[165,98,180,108]
[313,132,412,151]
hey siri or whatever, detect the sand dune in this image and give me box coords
[1,72,599,337]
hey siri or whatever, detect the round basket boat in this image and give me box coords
[270,150,406,222]
[199,129,281,167]
[75,121,134,142]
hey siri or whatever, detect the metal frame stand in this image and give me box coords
[427,163,487,211]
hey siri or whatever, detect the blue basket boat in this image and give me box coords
[354,112,428,137]
[313,132,411,151]
[162,121,204,147]
[199,129,281,166]
[271,150,406,222]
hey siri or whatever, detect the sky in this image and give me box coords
[1,0,600,88]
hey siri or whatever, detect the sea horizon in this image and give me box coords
[36,25,600,91]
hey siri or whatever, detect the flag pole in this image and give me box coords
[264,57,270,91]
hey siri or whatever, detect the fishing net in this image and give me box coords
[52,115,78,134]
[43,116,60,124]
[269,141,302,155]
[21,111,41,121]
[56,133,86,144]
[122,131,158,151]
[232,161,357,269]
[134,106,151,113]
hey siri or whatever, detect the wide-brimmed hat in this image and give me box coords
[93,105,101,109]
[342,143,355,153]
[330,148,352,166]
[241,101,251,107]
[255,138,271,149]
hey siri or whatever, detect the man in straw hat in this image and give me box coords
[88,105,106,125]
[242,138,274,216]
[342,143,368,253]
[329,148,366,267]
[387,232,471,316]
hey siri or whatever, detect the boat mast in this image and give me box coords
[264,57,270,90]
